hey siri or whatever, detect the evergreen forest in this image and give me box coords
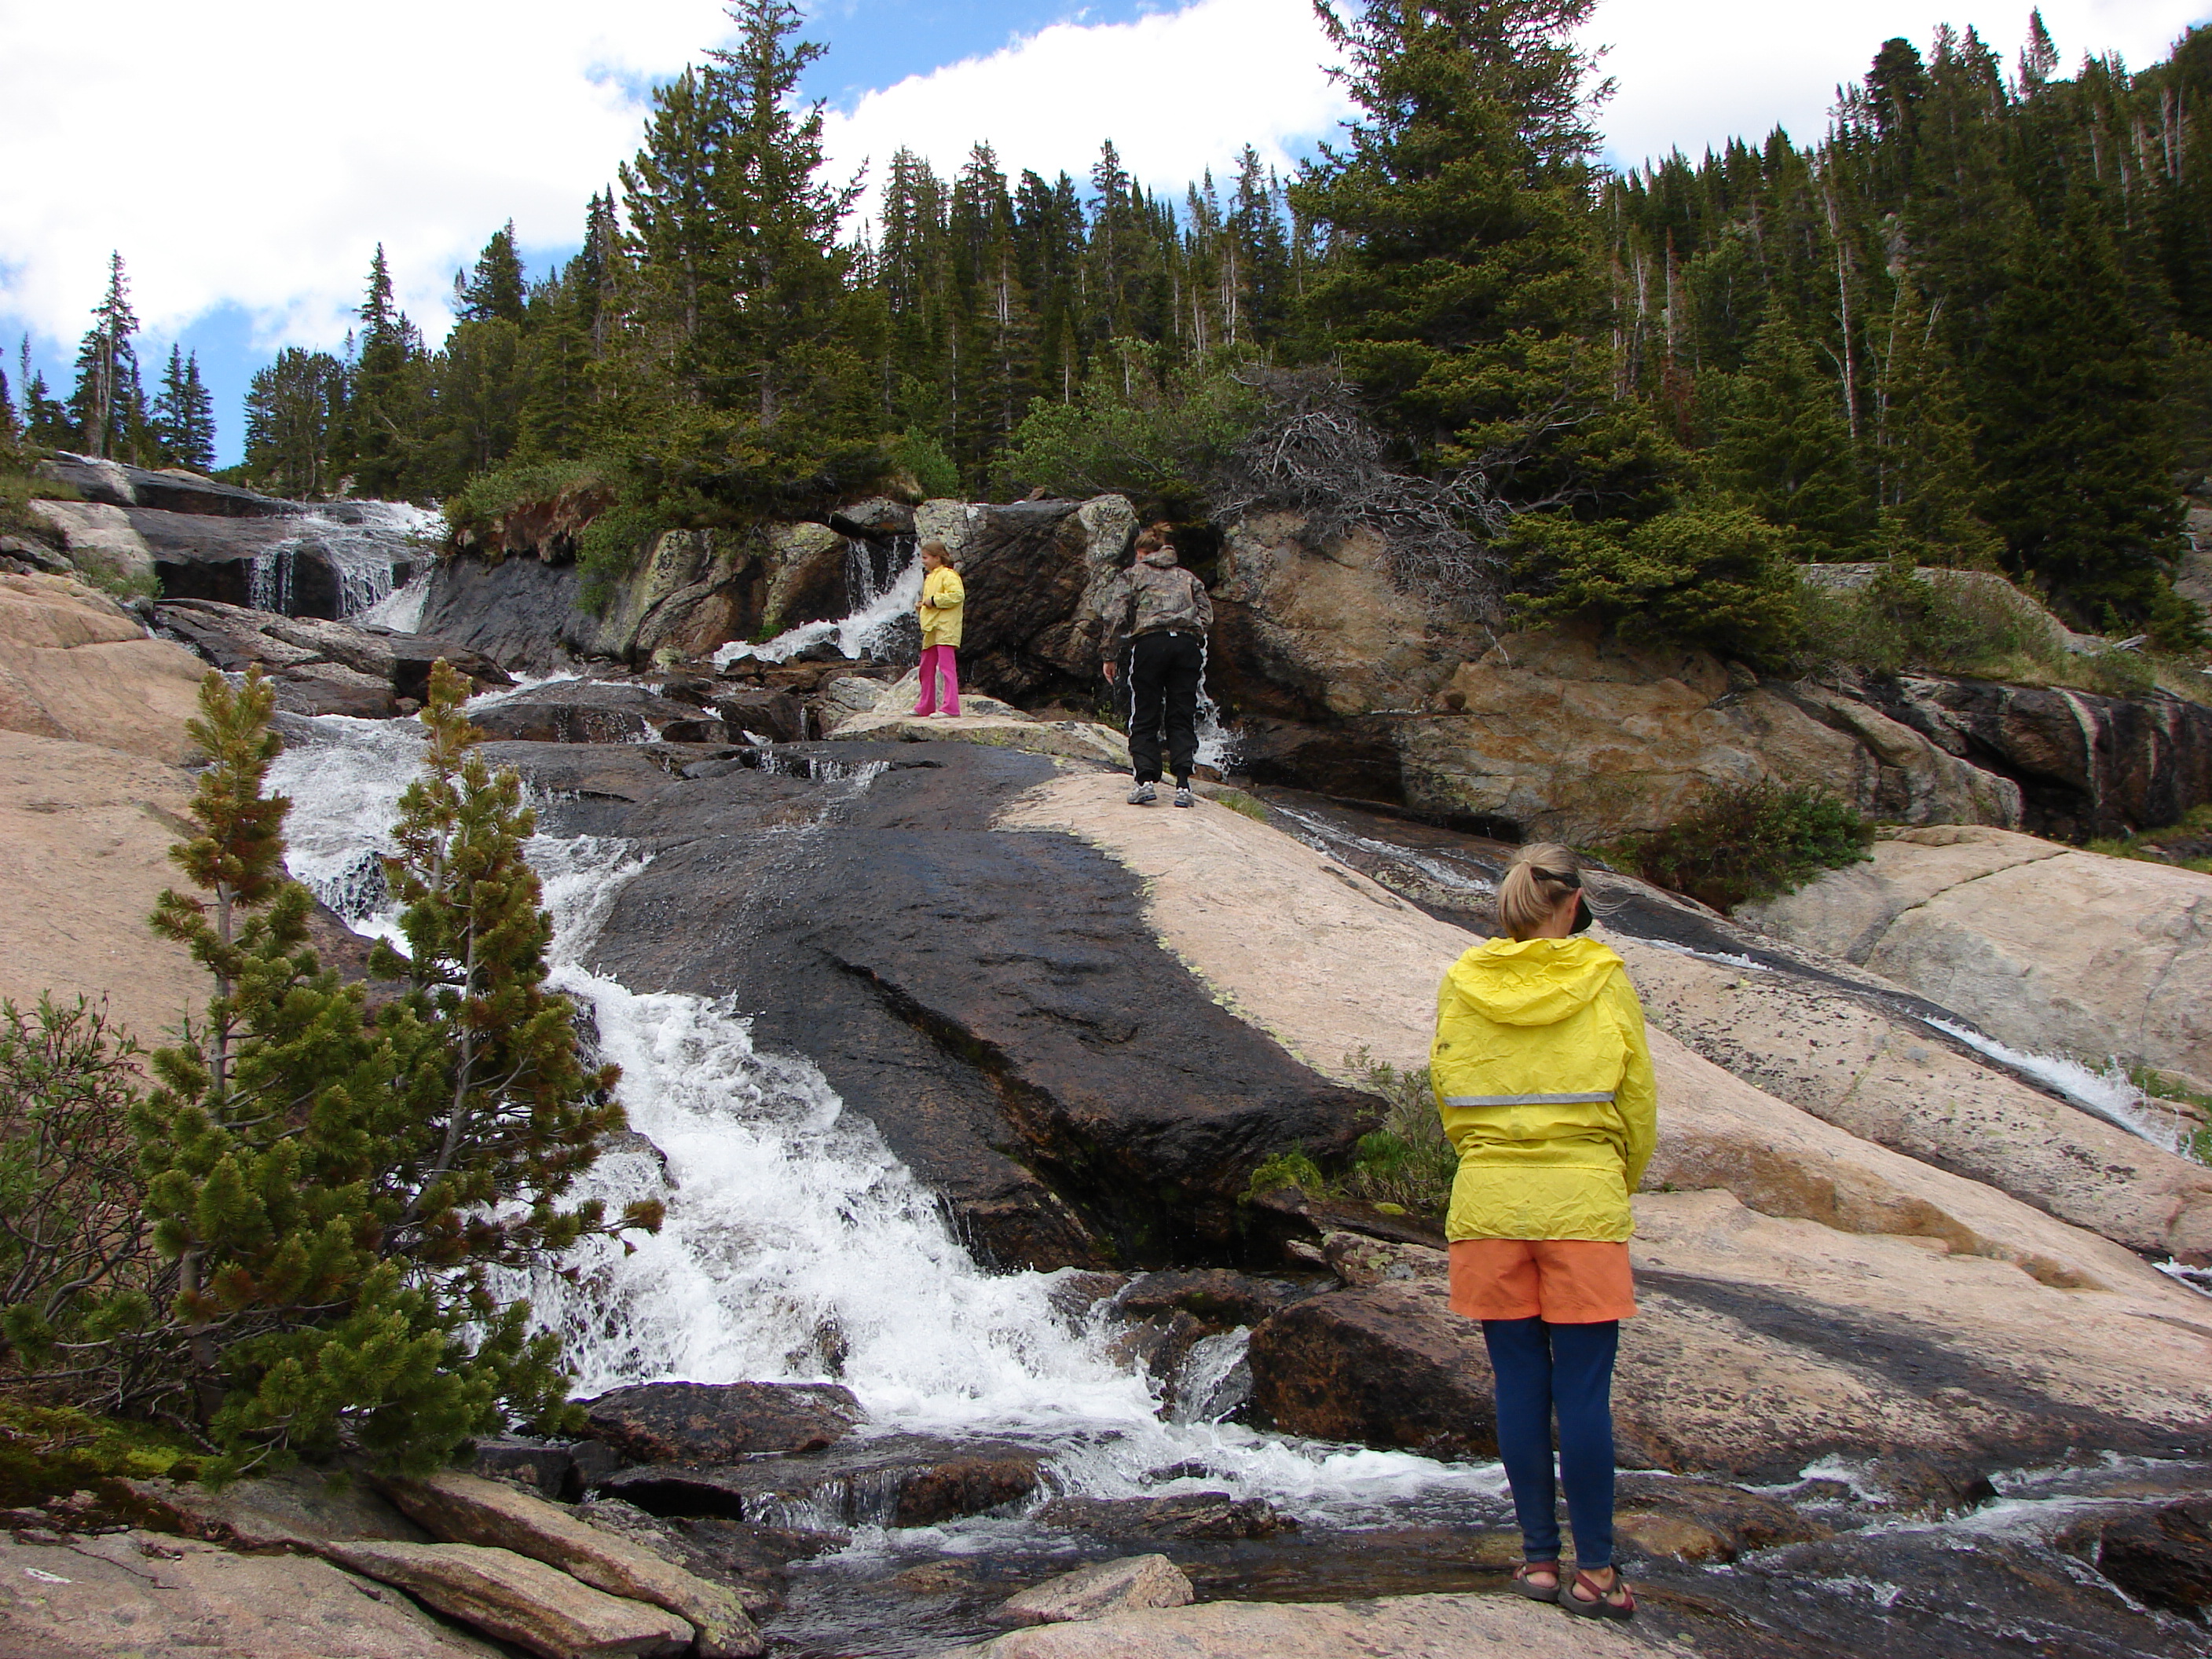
[5,0,2210,645]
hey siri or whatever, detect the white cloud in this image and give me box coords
[819,0,1353,218]
[0,0,731,350]
[3,0,2205,363]
[1588,0,2210,170]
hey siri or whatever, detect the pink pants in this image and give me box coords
[914,645,960,716]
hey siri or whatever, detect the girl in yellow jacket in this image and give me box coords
[913,540,965,716]
[1430,843,1656,1621]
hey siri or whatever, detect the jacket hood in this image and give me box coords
[1446,936,1624,1026]
[1138,548,1179,567]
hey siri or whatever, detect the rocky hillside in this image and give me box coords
[5,496,2212,1658]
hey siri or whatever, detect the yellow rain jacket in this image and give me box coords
[919,566,965,648]
[1429,936,1657,1243]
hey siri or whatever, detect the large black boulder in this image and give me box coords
[580,1381,863,1463]
[497,738,1379,1269]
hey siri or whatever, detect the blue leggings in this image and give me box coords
[1481,1317,1619,1569]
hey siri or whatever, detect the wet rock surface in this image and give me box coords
[555,739,1379,1268]
[599,1434,1047,1528]
[152,597,511,716]
[580,1380,863,1463]
[1031,1493,1298,1541]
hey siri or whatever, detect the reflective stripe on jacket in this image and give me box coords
[920,565,965,647]
[1428,935,1658,1243]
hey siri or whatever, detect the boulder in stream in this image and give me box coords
[991,1555,1194,1626]
[580,1380,862,1463]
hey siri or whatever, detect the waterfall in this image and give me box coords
[263,709,1500,1525]
[248,501,445,621]
[715,535,922,668]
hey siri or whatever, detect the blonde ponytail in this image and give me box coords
[1496,842,1583,940]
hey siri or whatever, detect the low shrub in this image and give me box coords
[576,505,665,613]
[1628,779,1873,913]
[1240,1148,1328,1203]
[1342,1052,1455,1221]
[1510,502,1804,669]
[2088,804,2212,876]
[442,459,605,541]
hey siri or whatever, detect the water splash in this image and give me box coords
[249,501,445,620]
[715,535,922,666]
[357,569,430,632]
[1922,1017,2188,1153]
[265,709,1503,1523]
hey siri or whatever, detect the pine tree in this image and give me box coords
[244,350,348,498]
[1871,280,1998,567]
[1292,0,1672,518]
[1705,317,1872,558]
[131,666,654,1479]
[152,346,218,472]
[346,246,430,497]
[68,254,144,460]
[1976,202,2186,628]
[455,222,528,324]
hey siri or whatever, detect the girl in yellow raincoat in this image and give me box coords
[1430,843,1656,1621]
[913,540,965,716]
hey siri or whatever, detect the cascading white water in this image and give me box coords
[250,501,445,621]
[357,570,431,632]
[264,708,1502,1526]
[716,535,924,667]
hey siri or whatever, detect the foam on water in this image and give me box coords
[1922,1017,2189,1153]
[266,709,1501,1523]
[715,535,923,667]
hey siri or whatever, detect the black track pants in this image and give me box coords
[1126,629,1203,785]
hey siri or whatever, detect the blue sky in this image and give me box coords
[4,0,2205,470]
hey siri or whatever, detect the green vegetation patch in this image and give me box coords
[1626,779,1873,914]
[2089,805,2212,876]
[1342,1053,1455,1221]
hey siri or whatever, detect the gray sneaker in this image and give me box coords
[1127,781,1157,806]
[1173,786,1194,808]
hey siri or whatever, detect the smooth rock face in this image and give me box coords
[24,499,158,588]
[939,1591,1654,1659]
[152,597,512,717]
[1745,826,2212,1090]
[579,742,1379,1268]
[0,572,208,760]
[470,679,727,744]
[36,451,298,517]
[0,731,201,1043]
[1251,1195,2212,1478]
[1614,934,2212,1261]
[830,707,1130,766]
[379,1472,760,1659]
[0,1529,504,1659]
[1000,769,2212,1477]
[580,1380,862,1463]
[332,1540,694,1659]
[123,1466,431,1552]
[993,1555,1194,1625]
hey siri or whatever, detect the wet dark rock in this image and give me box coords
[1613,1474,1831,1560]
[580,1381,862,1464]
[574,739,1380,1269]
[712,687,806,745]
[828,498,917,542]
[36,452,298,517]
[1110,1269,1317,1332]
[152,599,511,711]
[2067,1498,2212,1618]
[936,500,1108,705]
[416,552,595,674]
[1856,672,2212,841]
[576,1501,837,1617]
[1246,1285,1497,1463]
[598,1435,1044,1529]
[1043,1271,1130,1329]
[1031,1492,1297,1541]
[1104,1309,1208,1388]
[467,1438,574,1501]
[469,679,726,745]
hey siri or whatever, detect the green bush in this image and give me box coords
[1342,1053,1456,1221]
[993,350,1265,515]
[1510,502,1804,668]
[1240,1148,1328,1203]
[1628,779,1873,913]
[576,505,664,613]
[888,427,960,500]
[442,459,606,540]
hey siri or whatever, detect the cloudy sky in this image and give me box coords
[3,0,2203,464]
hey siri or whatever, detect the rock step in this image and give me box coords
[598,1434,1046,1529]
[331,1539,694,1659]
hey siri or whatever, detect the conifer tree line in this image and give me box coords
[1601,11,2212,636]
[5,254,218,474]
[14,0,2205,642]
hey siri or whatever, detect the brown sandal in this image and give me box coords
[1511,1562,1561,1602]
[1560,1568,1635,1620]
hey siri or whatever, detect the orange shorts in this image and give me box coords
[1448,1238,1636,1323]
